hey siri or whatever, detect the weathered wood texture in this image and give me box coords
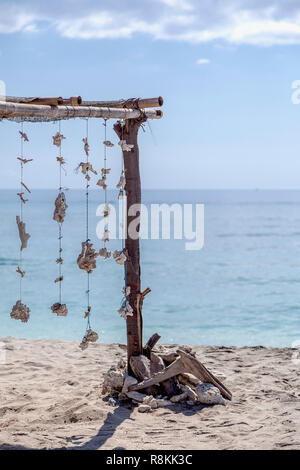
[143,332,161,358]
[6,96,82,106]
[82,96,163,109]
[0,101,163,121]
[114,118,147,371]
[129,349,232,401]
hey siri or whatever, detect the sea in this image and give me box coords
[1,189,300,348]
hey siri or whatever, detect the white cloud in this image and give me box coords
[196,58,210,65]
[1,0,300,46]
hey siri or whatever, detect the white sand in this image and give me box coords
[0,337,299,450]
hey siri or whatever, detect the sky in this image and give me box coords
[0,0,300,189]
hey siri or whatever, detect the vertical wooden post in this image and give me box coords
[114,116,147,372]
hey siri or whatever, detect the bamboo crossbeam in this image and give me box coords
[6,96,82,106]
[82,96,163,109]
[0,101,163,120]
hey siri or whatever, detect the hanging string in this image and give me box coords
[51,123,68,317]
[85,119,90,330]
[10,123,31,323]
[19,122,24,301]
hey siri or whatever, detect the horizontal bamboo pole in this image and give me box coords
[5,96,163,109]
[82,96,163,109]
[0,101,163,120]
[6,96,82,106]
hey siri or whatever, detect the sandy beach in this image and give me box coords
[0,337,299,450]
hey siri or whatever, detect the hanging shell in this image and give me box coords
[53,192,68,223]
[52,132,65,147]
[10,300,30,323]
[97,176,107,190]
[113,249,127,265]
[101,168,111,175]
[78,162,97,176]
[102,229,110,243]
[82,137,90,156]
[99,246,111,259]
[103,140,114,147]
[118,140,134,152]
[79,329,99,350]
[122,286,131,296]
[116,175,126,189]
[51,302,68,317]
[77,241,98,273]
[118,301,133,319]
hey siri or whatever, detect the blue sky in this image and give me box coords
[0,0,300,189]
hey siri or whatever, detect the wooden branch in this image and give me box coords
[129,349,232,401]
[6,96,82,106]
[82,96,163,109]
[0,101,163,121]
[143,333,161,358]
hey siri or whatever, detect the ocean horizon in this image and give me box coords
[1,188,300,348]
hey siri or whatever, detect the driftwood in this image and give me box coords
[150,352,179,397]
[17,157,33,164]
[19,130,29,142]
[16,266,25,277]
[16,216,30,250]
[10,300,30,323]
[82,137,89,156]
[82,96,163,109]
[17,192,28,204]
[130,355,158,396]
[77,241,98,273]
[0,101,163,121]
[21,181,31,193]
[7,96,82,106]
[53,192,68,223]
[51,302,68,317]
[129,349,232,401]
[143,333,161,358]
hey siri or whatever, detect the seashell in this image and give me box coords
[53,192,68,223]
[10,300,30,323]
[118,140,134,152]
[82,137,89,156]
[78,162,97,176]
[113,250,127,265]
[97,177,107,190]
[103,140,114,147]
[51,302,68,317]
[102,230,109,242]
[52,132,65,147]
[99,246,111,259]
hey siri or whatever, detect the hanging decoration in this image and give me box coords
[99,119,112,260]
[51,123,68,317]
[78,119,99,350]
[10,124,32,323]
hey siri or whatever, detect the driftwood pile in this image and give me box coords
[102,334,232,412]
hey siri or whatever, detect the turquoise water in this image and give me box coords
[0,189,300,347]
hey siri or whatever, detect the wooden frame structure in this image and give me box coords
[0,95,163,369]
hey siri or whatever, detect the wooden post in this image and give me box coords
[114,117,147,372]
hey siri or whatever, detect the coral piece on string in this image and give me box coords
[10,300,30,323]
[51,302,68,317]
[52,132,66,147]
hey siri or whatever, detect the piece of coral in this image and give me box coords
[79,329,99,350]
[16,216,30,250]
[53,192,68,223]
[10,300,30,323]
[52,132,65,147]
[51,302,68,317]
[77,241,98,273]
[99,247,111,259]
[113,250,127,265]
